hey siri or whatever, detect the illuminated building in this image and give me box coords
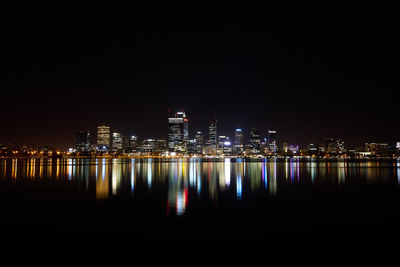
[308,143,318,153]
[97,125,110,151]
[129,135,139,152]
[141,139,156,153]
[208,119,217,149]
[397,142,400,152]
[223,138,233,156]
[234,128,244,154]
[217,136,232,155]
[195,131,203,154]
[112,132,123,152]
[188,139,198,154]
[168,110,187,152]
[76,131,90,152]
[248,128,261,154]
[336,139,345,154]
[268,130,277,153]
[155,139,167,152]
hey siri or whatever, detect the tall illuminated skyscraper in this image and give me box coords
[234,128,244,154]
[208,119,217,148]
[168,110,187,152]
[97,125,110,151]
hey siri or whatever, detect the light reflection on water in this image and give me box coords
[1,158,400,215]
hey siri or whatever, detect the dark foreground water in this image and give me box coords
[1,158,400,265]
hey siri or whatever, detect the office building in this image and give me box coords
[195,131,203,154]
[141,139,156,153]
[268,130,277,153]
[168,110,187,152]
[248,128,261,154]
[234,128,244,154]
[76,131,90,152]
[112,132,123,152]
[97,125,110,151]
[208,119,217,149]
[155,138,167,152]
[129,135,139,152]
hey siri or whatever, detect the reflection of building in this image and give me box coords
[97,125,110,151]
[168,110,187,152]
[268,130,277,153]
[76,131,90,152]
[234,129,244,154]
[248,128,261,154]
[112,132,123,152]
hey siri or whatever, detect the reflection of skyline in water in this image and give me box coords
[1,158,400,215]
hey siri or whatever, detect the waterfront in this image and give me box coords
[1,158,400,264]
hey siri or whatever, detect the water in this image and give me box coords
[1,158,400,264]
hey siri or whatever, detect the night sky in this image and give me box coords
[1,2,399,149]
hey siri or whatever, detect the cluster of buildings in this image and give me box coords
[71,110,400,158]
[74,110,278,157]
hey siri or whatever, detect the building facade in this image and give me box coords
[97,125,110,151]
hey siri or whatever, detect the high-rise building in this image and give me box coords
[195,131,203,154]
[168,110,187,152]
[112,132,123,152]
[129,135,139,152]
[234,128,244,154]
[208,119,217,149]
[76,131,90,152]
[248,128,261,154]
[268,130,277,153]
[97,125,110,151]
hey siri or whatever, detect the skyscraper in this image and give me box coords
[234,128,244,154]
[76,131,90,152]
[195,131,203,154]
[168,110,187,152]
[97,125,110,151]
[268,130,277,153]
[208,119,217,149]
[112,132,123,152]
[248,128,261,154]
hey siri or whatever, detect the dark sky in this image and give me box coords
[1,2,399,149]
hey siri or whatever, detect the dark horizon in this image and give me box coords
[1,2,399,149]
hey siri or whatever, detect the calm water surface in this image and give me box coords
[1,158,400,213]
[1,158,400,264]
